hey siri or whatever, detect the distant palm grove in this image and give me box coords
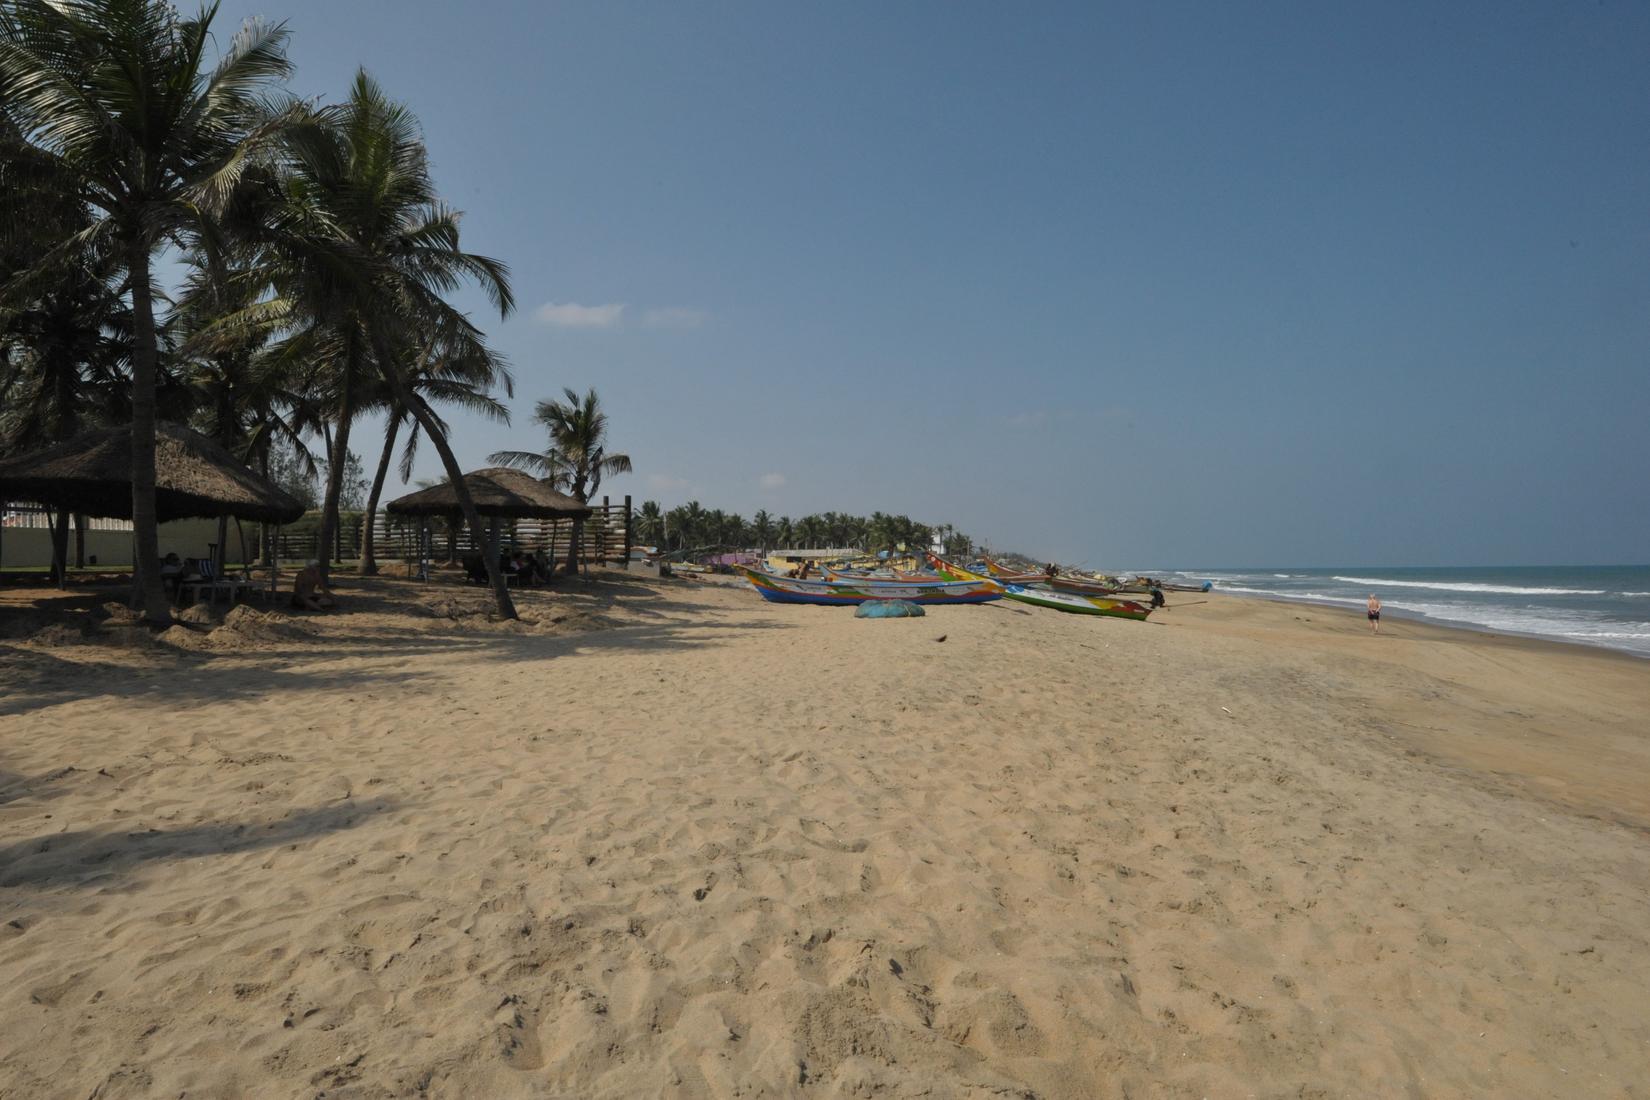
[0,0,569,620]
[634,503,977,561]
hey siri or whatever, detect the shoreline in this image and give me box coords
[1209,583,1650,661]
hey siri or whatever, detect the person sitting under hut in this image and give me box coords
[160,552,184,596]
[290,560,336,611]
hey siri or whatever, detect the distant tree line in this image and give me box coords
[632,504,977,560]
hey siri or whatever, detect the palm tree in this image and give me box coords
[171,239,327,567]
[677,500,706,549]
[246,71,518,614]
[751,509,774,554]
[0,0,297,621]
[0,129,132,581]
[490,387,630,574]
[634,500,664,547]
[358,328,510,575]
[795,514,825,548]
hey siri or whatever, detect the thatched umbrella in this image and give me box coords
[0,421,305,590]
[385,466,591,520]
[0,421,304,524]
[386,467,591,577]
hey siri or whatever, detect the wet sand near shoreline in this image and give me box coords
[2,573,1646,1097]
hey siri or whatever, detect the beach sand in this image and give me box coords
[1,572,1647,1098]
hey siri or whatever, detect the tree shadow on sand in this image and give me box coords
[0,641,430,719]
[0,571,796,716]
[0,798,397,889]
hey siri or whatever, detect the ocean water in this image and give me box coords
[1154,565,1650,659]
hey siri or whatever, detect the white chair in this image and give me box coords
[179,559,247,605]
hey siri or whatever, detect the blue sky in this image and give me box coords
[205,0,1650,567]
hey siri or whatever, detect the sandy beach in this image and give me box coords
[1,572,1647,1098]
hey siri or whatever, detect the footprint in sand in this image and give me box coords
[798,818,869,853]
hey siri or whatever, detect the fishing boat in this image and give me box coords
[999,583,1152,620]
[741,568,1002,606]
[975,556,1054,584]
[926,552,1044,584]
[1048,574,1121,596]
[823,565,941,582]
[928,554,1151,619]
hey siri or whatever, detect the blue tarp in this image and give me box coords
[854,599,925,618]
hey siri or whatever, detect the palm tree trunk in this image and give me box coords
[258,449,274,566]
[360,415,400,576]
[49,507,70,589]
[125,245,170,623]
[315,389,354,584]
[408,394,516,618]
[565,515,583,575]
[371,335,515,619]
[74,513,86,569]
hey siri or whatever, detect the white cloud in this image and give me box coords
[643,306,708,329]
[647,473,693,493]
[758,472,786,489]
[534,302,626,328]
[1007,410,1049,429]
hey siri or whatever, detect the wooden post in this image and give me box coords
[269,526,281,599]
[623,495,632,570]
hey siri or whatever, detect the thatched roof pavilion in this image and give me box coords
[0,421,305,524]
[385,467,591,520]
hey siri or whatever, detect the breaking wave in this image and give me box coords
[1331,576,1606,596]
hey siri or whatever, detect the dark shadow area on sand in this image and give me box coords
[0,641,430,719]
[0,798,396,889]
[0,571,795,716]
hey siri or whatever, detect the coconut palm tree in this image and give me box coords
[357,328,509,575]
[750,510,775,554]
[795,514,825,549]
[489,387,630,574]
[634,500,664,546]
[169,234,334,568]
[0,126,132,583]
[240,71,518,614]
[0,0,297,621]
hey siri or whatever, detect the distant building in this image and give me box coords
[767,547,860,561]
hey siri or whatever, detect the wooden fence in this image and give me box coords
[360,495,633,568]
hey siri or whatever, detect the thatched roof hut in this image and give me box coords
[0,421,305,524]
[385,467,592,520]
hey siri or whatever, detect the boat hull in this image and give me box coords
[1001,584,1152,619]
[742,568,1002,605]
[1048,575,1121,596]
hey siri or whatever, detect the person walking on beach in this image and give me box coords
[1367,593,1382,633]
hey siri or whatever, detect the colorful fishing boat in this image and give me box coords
[1048,574,1122,596]
[928,554,1150,619]
[998,583,1152,620]
[741,568,1001,606]
[823,565,941,582]
[975,556,1054,584]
